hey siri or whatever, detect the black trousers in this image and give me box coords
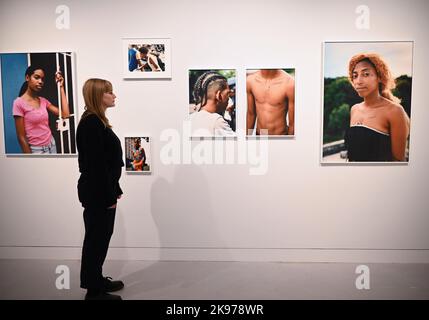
[80,206,116,290]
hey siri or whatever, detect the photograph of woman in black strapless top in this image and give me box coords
[345,53,410,162]
[322,41,412,163]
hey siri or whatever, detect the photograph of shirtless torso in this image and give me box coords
[246,69,295,136]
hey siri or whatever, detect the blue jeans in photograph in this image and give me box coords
[29,136,57,154]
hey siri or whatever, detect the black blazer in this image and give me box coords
[76,113,124,209]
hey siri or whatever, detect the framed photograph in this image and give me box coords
[188,69,236,137]
[0,51,77,155]
[321,41,413,164]
[124,136,152,173]
[246,68,295,137]
[122,38,171,79]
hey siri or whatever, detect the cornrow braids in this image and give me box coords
[193,71,227,109]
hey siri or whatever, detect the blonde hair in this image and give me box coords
[349,53,400,104]
[81,78,113,128]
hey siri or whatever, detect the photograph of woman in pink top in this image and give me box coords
[13,65,70,154]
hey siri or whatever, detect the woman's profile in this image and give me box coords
[345,53,410,162]
[76,78,124,300]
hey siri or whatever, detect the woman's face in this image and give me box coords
[26,69,45,92]
[102,89,116,108]
[351,60,379,98]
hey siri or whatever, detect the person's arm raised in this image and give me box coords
[46,72,70,118]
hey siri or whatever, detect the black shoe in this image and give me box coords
[85,292,122,300]
[103,276,124,292]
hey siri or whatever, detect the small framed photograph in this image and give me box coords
[122,38,171,79]
[124,136,152,173]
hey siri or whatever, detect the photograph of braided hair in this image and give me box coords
[192,71,228,109]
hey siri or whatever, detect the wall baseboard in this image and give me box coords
[1,247,428,263]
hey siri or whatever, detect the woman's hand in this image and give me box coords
[55,71,64,87]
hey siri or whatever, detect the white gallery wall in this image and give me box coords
[0,0,428,262]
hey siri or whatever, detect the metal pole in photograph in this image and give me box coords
[56,52,64,153]
[63,52,72,152]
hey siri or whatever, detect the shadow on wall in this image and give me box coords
[150,165,227,250]
[115,165,232,298]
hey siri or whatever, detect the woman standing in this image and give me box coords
[13,65,70,154]
[76,78,124,300]
[345,53,410,161]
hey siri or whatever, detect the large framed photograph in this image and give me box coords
[0,51,77,155]
[321,41,413,163]
[124,136,152,173]
[122,38,171,79]
[246,68,295,137]
[188,69,236,137]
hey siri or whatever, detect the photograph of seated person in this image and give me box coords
[131,137,146,171]
[137,46,163,72]
[127,44,166,72]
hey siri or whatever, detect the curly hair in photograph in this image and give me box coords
[348,53,400,104]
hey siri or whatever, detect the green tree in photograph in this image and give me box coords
[328,103,350,141]
[323,77,360,143]
[393,75,412,117]
[323,75,412,144]
[218,70,236,79]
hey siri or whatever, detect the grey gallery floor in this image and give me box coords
[0,260,428,300]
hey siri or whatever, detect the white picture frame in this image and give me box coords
[321,40,413,164]
[124,136,152,174]
[245,68,296,138]
[122,38,171,79]
[188,68,237,138]
[0,51,78,156]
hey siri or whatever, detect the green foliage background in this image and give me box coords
[323,76,412,144]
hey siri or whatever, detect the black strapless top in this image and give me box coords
[345,125,393,162]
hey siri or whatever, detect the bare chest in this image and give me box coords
[351,107,390,132]
[251,80,289,106]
